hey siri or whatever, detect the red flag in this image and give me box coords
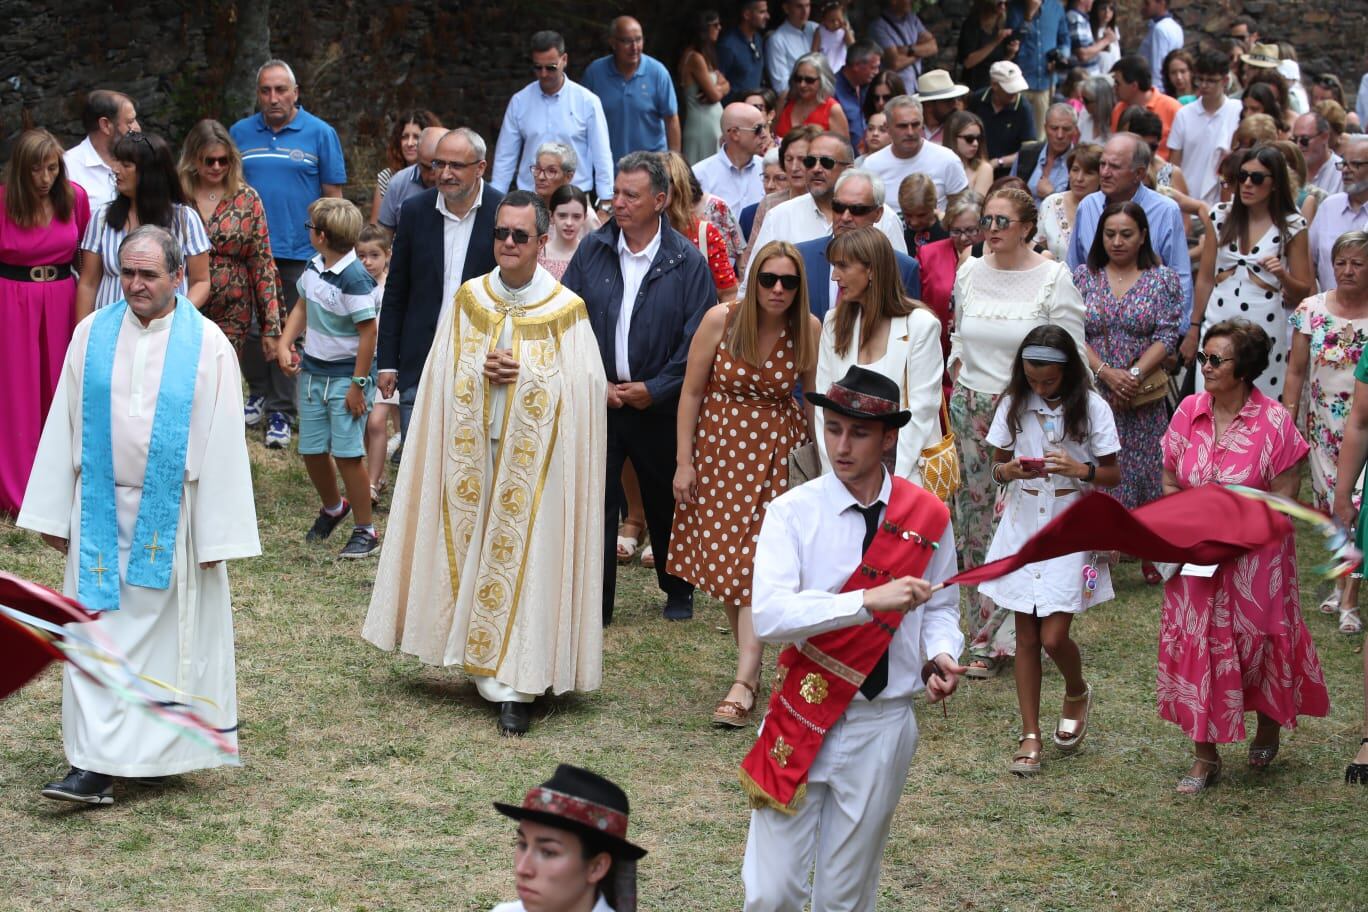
[946,487,1292,587]
[0,572,98,700]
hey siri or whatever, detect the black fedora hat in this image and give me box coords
[805,365,912,428]
[494,764,647,861]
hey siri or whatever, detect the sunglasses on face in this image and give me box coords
[803,155,848,170]
[732,123,766,136]
[1237,170,1270,185]
[959,133,982,144]
[531,63,560,73]
[978,215,1020,230]
[1195,351,1233,368]
[201,155,230,167]
[494,226,535,245]
[794,74,820,85]
[757,272,801,290]
[873,91,892,101]
[831,200,879,216]
[1293,133,1324,147]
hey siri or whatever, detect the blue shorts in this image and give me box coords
[297,370,373,457]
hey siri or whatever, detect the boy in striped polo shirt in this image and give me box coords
[275,197,381,558]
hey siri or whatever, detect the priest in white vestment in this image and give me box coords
[18,226,259,805]
[363,190,606,736]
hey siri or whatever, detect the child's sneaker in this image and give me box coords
[265,412,291,449]
[339,526,380,559]
[306,500,351,542]
[244,395,265,428]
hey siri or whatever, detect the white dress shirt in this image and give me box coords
[751,469,963,702]
[438,181,485,321]
[63,136,118,213]
[694,146,766,215]
[492,897,614,912]
[743,194,907,294]
[490,78,616,201]
[614,225,662,381]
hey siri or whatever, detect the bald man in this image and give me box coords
[581,16,680,161]
[694,103,768,213]
[377,126,447,235]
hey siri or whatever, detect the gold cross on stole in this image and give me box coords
[144,531,166,564]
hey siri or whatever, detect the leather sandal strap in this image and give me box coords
[734,680,757,698]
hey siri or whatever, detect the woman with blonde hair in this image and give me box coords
[948,186,1086,676]
[816,226,944,483]
[662,152,737,301]
[179,118,281,357]
[668,240,819,726]
[0,128,91,515]
[944,110,994,197]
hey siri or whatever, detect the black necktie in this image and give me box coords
[855,503,888,700]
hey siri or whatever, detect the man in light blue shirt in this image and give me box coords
[765,0,817,89]
[581,17,680,162]
[491,31,615,204]
[694,102,768,214]
[1137,0,1184,90]
[1068,133,1192,331]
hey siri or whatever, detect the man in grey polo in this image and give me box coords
[377,126,446,236]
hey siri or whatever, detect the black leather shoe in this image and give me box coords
[663,593,694,621]
[41,767,113,805]
[498,701,531,736]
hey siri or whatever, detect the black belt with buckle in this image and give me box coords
[0,262,72,282]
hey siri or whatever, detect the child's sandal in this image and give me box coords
[1009,732,1042,775]
[1053,683,1093,754]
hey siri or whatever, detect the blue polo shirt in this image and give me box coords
[834,71,867,148]
[580,54,678,162]
[717,27,766,100]
[230,106,347,261]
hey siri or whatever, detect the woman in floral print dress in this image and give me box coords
[1160,318,1328,795]
[179,119,282,355]
[1282,230,1368,633]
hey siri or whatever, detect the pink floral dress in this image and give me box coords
[1159,391,1329,743]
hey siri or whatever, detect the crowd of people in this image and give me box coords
[5,3,1368,908]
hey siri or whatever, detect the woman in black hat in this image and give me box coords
[493,765,647,912]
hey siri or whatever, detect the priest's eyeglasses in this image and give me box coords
[494,226,535,245]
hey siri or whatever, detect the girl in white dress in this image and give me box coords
[980,325,1121,775]
[1191,145,1313,398]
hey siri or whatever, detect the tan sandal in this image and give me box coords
[1176,755,1222,795]
[1053,683,1092,754]
[712,680,757,729]
[1009,732,1042,775]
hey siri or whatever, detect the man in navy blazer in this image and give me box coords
[562,152,715,625]
[377,128,503,433]
[794,168,922,321]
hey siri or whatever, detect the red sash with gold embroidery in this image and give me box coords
[739,477,950,814]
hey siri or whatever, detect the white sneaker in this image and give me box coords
[265,413,291,449]
[244,395,265,428]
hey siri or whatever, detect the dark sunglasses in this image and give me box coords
[757,272,801,290]
[831,200,879,216]
[1195,351,1233,369]
[1293,133,1324,147]
[304,221,318,231]
[803,155,849,170]
[794,74,820,85]
[731,123,766,136]
[531,63,561,73]
[1237,170,1270,186]
[978,215,1020,230]
[201,155,230,167]
[1314,75,1340,88]
[494,226,535,245]
[958,133,982,143]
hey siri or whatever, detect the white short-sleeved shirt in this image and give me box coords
[863,142,970,213]
[1165,98,1242,206]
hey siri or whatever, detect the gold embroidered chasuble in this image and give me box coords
[363,267,607,695]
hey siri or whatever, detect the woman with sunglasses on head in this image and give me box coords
[1161,318,1327,793]
[0,128,91,517]
[1285,231,1368,634]
[1038,143,1101,262]
[178,119,282,358]
[1076,75,1115,144]
[1074,202,1183,584]
[76,131,210,321]
[948,186,1086,678]
[668,240,819,727]
[944,110,994,198]
[1190,145,1312,397]
[775,53,848,140]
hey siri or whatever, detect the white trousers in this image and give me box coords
[474,675,536,704]
[741,697,920,912]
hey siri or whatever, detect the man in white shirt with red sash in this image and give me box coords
[739,365,965,911]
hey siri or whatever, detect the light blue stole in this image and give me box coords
[78,296,204,612]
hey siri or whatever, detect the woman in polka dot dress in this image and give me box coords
[668,240,820,727]
[1191,145,1313,398]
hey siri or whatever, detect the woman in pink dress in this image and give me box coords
[1160,318,1330,794]
[0,128,91,515]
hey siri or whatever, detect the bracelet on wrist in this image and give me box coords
[1084,462,1097,483]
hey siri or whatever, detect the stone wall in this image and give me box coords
[2,0,1364,201]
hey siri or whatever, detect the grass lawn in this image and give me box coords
[1,437,1364,911]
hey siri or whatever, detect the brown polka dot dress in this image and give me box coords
[666,324,809,608]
